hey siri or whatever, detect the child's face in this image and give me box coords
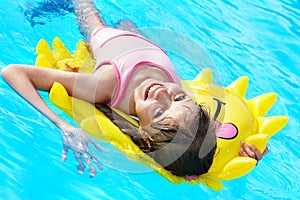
[134,80,199,133]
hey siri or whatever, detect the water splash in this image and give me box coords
[20,0,73,26]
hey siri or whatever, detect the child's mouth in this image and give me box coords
[144,83,163,100]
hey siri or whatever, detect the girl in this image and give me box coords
[1,0,265,179]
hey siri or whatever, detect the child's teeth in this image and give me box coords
[148,85,157,96]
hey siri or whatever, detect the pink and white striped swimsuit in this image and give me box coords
[89,27,181,108]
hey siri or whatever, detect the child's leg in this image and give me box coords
[72,0,105,40]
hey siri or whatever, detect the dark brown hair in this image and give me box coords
[95,103,217,177]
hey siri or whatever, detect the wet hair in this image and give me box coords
[95,103,217,177]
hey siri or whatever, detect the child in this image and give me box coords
[1,0,265,179]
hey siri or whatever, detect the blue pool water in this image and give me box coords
[1,0,300,199]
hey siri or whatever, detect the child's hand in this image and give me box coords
[60,127,106,177]
[239,141,269,164]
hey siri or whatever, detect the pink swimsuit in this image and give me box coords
[89,27,181,108]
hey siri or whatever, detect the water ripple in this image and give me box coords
[1,0,300,199]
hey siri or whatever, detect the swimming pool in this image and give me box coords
[1,0,299,199]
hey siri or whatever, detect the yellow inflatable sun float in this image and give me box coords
[35,37,288,191]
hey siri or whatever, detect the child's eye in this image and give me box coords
[155,110,164,118]
[174,95,185,101]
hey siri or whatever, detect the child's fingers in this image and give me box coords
[262,146,269,156]
[248,144,263,160]
[240,141,256,158]
[90,139,106,152]
[62,145,69,162]
[239,148,249,157]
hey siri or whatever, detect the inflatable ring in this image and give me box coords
[35,38,288,191]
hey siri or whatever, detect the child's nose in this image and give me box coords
[154,88,172,101]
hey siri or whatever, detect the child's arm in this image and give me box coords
[1,64,109,176]
[2,64,74,128]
